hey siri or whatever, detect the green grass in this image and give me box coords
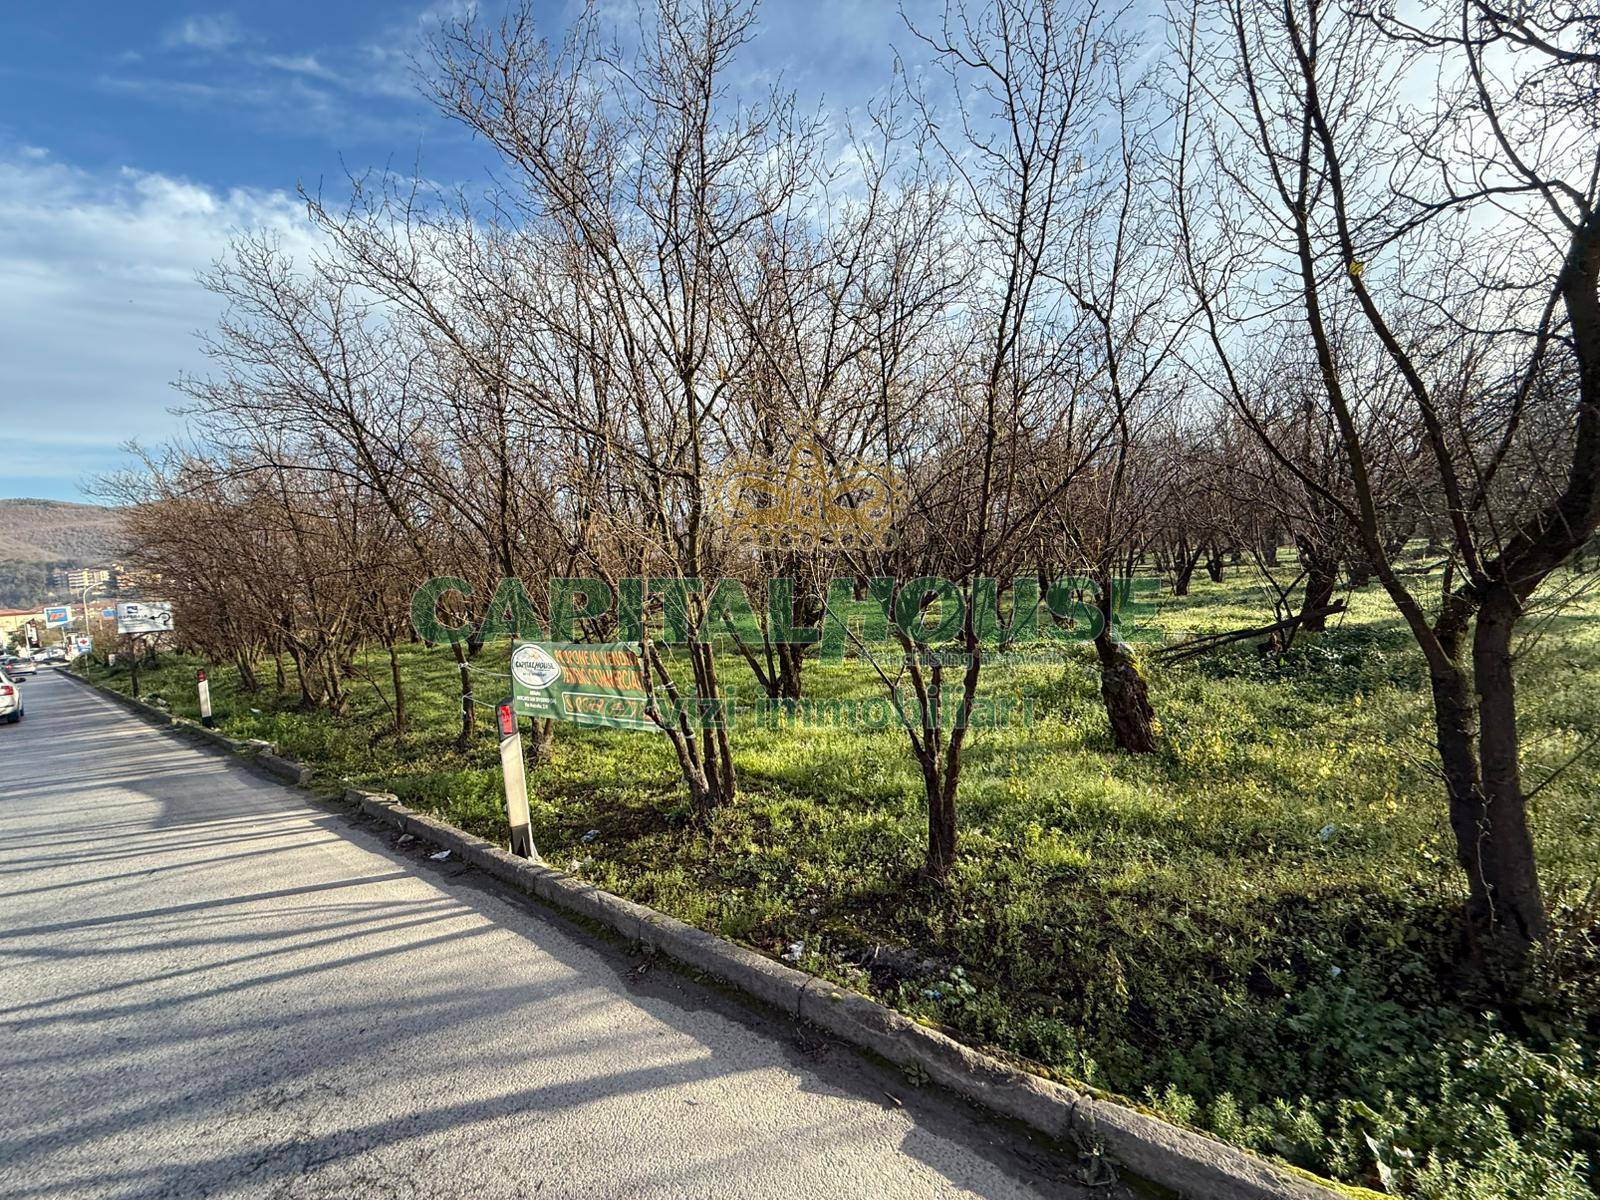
[79,564,1600,1199]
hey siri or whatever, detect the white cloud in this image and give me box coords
[355,0,479,101]
[257,52,341,82]
[97,1,463,143]
[94,69,429,147]
[164,13,246,53]
[0,150,319,499]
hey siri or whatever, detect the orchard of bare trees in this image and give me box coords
[108,0,1599,992]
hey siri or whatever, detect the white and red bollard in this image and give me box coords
[497,700,538,860]
[197,668,214,727]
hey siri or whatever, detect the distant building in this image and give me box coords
[0,609,40,641]
[63,567,112,594]
[111,565,161,593]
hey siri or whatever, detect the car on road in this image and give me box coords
[1,655,38,677]
[0,669,23,724]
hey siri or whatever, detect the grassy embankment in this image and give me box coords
[77,565,1600,1200]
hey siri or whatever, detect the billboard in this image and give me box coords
[116,601,175,635]
[509,641,658,731]
[43,605,71,627]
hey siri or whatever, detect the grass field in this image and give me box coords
[76,565,1600,1199]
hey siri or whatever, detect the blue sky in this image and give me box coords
[0,1,913,503]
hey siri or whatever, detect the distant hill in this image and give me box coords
[0,499,124,563]
[0,500,125,608]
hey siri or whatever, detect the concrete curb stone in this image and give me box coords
[255,750,313,786]
[799,979,1082,1139]
[1070,1097,1350,1200]
[168,719,245,754]
[638,911,811,1018]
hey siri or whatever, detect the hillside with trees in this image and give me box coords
[0,499,124,606]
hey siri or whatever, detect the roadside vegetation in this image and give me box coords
[78,566,1600,1199]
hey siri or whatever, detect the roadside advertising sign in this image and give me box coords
[509,641,657,731]
[116,601,175,635]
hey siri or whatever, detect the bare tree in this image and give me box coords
[335,0,829,812]
[828,0,1130,879]
[1173,0,1600,965]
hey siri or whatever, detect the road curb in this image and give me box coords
[255,750,314,786]
[349,790,1341,1200]
[63,667,1346,1200]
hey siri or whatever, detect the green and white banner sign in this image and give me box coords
[509,641,657,731]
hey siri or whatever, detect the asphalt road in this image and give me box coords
[0,669,1122,1200]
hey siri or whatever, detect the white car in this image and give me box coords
[0,669,23,724]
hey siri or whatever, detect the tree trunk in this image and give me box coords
[1262,530,1281,566]
[1430,629,1547,974]
[1430,651,1492,938]
[691,643,731,809]
[925,765,958,882]
[387,639,407,734]
[323,648,348,715]
[775,640,805,700]
[1094,574,1157,753]
[1299,553,1339,633]
[525,717,554,766]
[918,643,978,884]
[1470,592,1548,958]
[452,639,474,749]
[1096,636,1157,753]
[641,635,735,817]
[1205,548,1225,583]
[1173,548,1201,596]
[291,649,315,708]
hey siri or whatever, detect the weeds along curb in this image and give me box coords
[61,667,1345,1200]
